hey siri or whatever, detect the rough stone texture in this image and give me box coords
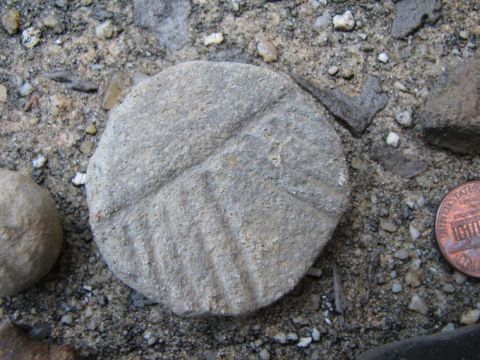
[0,169,63,297]
[133,0,190,51]
[86,61,349,316]
[418,55,480,154]
[371,145,428,179]
[392,0,442,39]
[0,320,77,360]
[292,74,388,136]
[357,324,480,360]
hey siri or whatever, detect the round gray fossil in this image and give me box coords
[0,169,63,297]
[86,61,349,316]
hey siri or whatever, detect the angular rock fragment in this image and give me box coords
[292,74,388,136]
[418,55,480,154]
[133,0,190,51]
[0,169,63,297]
[358,323,480,360]
[86,61,349,316]
[44,69,98,93]
[371,145,428,179]
[0,320,77,360]
[392,0,442,39]
[101,72,125,110]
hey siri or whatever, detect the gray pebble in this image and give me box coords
[408,294,428,315]
[60,314,73,325]
[395,108,413,127]
[392,281,402,293]
[287,333,299,342]
[259,348,270,360]
[19,82,34,97]
[273,332,287,344]
[394,249,409,260]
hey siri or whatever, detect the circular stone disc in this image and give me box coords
[86,61,349,316]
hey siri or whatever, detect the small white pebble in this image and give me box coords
[297,337,312,348]
[333,10,355,31]
[408,294,428,315]
[72,172,87,186]
[324,318,332,326]
[327,66,339,75]
[409,224,421,241]
[32,155,47,169]
[386,132,400,147]
[60,314,73,325]
[394,81,408,92]
[19,82,34,97]
[460,309,480,325]
[204,32,224,46]
[378,52,389,63]
[459,30,469,40]
[286,332,298,342]
[311,327,321,342]
[22,27,42,48]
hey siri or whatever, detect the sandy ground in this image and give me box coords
[0,0,479,359]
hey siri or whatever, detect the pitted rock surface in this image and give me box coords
[418,55,480,154]
[86,61,349,316]
[0,169,63,297]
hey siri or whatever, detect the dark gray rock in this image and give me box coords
[43,69,98,93]
[133,0,190,51]
[392,0,442,39]
[86,61,349,316]
[371,145,428,179]
[358,324,480,360]
[0,169,63,297]
[418,55,480,154]
[291,74,388,136]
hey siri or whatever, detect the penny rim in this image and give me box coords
[435,181,480,278]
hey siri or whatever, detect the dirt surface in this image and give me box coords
[0,0,479,359]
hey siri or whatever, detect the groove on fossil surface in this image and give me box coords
[199,171,261,308]
[99,90,292,217]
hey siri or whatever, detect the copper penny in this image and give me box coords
[436,181,480,278]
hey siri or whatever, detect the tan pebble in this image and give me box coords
[102,72,125,111]
[204,32,224,46]
[85,124,97,135]
[0,169,63,296]
[405,268,421,287]
[460,309,480,325]
[43,14,62,34]
[49,94,70,117]
[255,33,278,63]
[0,84,7,103]
[96,20,114,39]
[80,140,94,155]
[1,10,20,35]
